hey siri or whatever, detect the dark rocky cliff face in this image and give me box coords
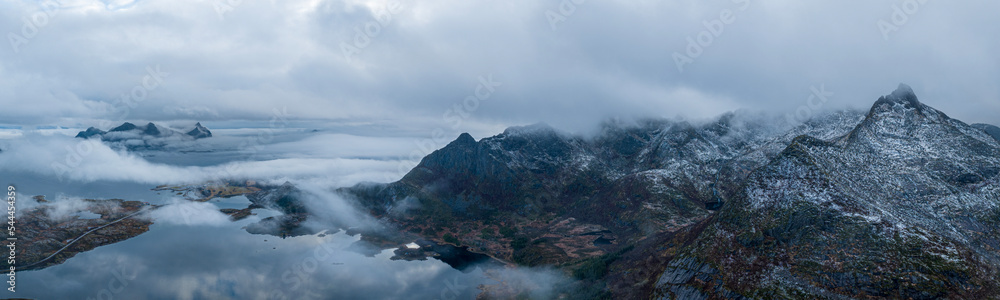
[650,84,1000,299]
[341,84,1000,299]
[343,108,865,270]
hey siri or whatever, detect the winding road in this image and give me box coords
[20,206,151,269]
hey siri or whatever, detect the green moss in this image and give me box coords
[415,197,456,226]
[980,209,1000,226]
[795,260,823,273]
[480,227,496,238]
[510,236,530,250]
[499,226,517,238]
[572,244,634,280]
[422,227,437,236]
[511,238,566,266]
[748,284,815,300]
[514,291,531,300]
[573,257,609,280]
[443,233,459,245]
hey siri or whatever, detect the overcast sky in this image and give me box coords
[1,0,997,136]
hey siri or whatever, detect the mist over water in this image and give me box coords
[16,216,491,299]
[0,126,515,299]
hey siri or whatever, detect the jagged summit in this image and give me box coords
[109,122,138,132]
[75,121,213,150]
[74,127,106,139]
[501,122,556,137]
[870,83,925,112]
[889,83,918,104]
[652,85,1000,298]
[452,132,476,146]
[345,84,1000,299]
[866,83,953,123]
[186,122,212,139]
[842,84,961,145]
[143,122,161,136]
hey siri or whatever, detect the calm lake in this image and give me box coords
[1,128,494,299]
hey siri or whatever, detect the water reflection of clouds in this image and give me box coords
[4,129,496,299]
[19,220,487,299]
[147,200,232,226]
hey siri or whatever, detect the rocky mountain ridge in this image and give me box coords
[341,84,1000,299]
[650,84,1000,299]
[75,121,212,150]
[972,123,1000,142]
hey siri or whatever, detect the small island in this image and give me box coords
[4,197,154,271]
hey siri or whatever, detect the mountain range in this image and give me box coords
[972,123,1000,142]
[340,84,1000,299]
[75,122,212,150]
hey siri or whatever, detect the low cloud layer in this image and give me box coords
[1,2,995,298]
[37,195,92,221]
[0,132,412,186]
[149,199,232,226]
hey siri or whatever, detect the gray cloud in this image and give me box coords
[0,132,411,185]
[4,2,994,298]
[0,0,996,134]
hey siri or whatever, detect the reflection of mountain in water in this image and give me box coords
[391,239,497,272]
